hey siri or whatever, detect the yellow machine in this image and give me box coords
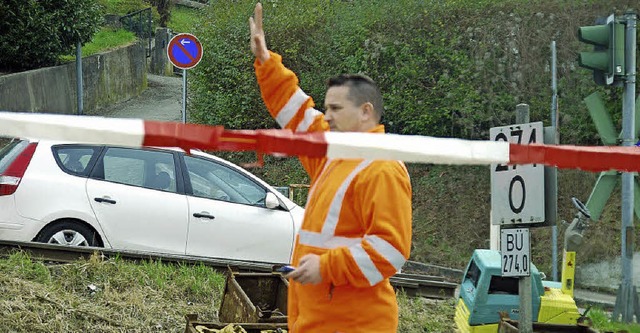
[455,198,591,332]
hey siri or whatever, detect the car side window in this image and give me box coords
[184,155,267,206]
[93,147,177,192]
[53,146,100,175]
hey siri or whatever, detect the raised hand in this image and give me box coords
[249,3,270,63]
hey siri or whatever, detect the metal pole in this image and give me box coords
[613,10,639,323]
[551,41,558,129]
[76,41,83,116]
[550,40,559,282]
[182,69,187,124]
[515,103,533,333]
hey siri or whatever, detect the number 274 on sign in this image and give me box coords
[500,228,530,277]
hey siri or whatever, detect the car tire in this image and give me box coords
[36,221,100,247]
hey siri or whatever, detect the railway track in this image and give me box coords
[0,240,458,300]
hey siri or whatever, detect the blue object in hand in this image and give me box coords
[277,265,295,273]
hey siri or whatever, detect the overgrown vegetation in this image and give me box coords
[0,252,223,332]
[1,252,638,332]
[589,307,640,333]
[0,0,103,71]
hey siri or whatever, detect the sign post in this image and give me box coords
[491,105,538,333]
[167,33,203,124]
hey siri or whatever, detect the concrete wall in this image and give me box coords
[149,28,175,76]
[0,41,147,115]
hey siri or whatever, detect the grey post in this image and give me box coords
[515,103,533,333]
[550,40,559,282]
[182,69,187,124]
[76,41,83,116]
[613,10,639,323]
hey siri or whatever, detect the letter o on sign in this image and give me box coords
[508,175,525,214]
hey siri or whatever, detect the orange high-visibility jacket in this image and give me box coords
[255,52,412,333]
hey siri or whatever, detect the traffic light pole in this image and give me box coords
[613,11,639,324]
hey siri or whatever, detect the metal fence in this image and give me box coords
[280,184,309,207]
[120,7,153,57]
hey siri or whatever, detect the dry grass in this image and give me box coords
[0,252,223,332]
[0,250,464,332]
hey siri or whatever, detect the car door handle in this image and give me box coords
[94,197,116,204]
[193,212,215,220]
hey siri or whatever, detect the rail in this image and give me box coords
[0,240,458,299]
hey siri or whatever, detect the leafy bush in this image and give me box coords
[190,0,637,145]
[0,0,103,71]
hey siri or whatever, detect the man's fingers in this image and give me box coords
[285,269,301,280]
[253,35,262,46]
[254,3,263,31]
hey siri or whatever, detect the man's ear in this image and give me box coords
[361,102,375,122]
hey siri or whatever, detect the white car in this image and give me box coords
[0,138,304,264]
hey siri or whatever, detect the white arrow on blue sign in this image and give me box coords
[167,33,203,70]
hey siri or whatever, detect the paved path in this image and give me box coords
[96,74,184,122]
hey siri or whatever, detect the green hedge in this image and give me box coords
[190,0,637,145]
[0,0,103,71]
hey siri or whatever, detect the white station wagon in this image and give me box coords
[0,138,304,264]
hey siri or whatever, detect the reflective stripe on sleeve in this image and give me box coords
[364,235,406,271]
[275,88,309,128]
[295,108,323,132]
[350,244,384,286]
[298,231,361,248]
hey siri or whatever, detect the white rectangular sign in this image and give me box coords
[500,228,531,277]
[490,122,545,225]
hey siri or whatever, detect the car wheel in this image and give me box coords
[36,221,100,247]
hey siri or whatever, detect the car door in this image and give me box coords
[86,146,189,254]
[182,155,295,263]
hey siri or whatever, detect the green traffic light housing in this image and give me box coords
[577,14,625,86]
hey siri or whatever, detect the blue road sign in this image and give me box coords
[167,33,203,70]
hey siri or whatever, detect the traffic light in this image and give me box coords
[577,14,625,86]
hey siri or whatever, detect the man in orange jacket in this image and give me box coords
[250,3,412,332]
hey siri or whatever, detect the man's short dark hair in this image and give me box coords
[327,74,384,122]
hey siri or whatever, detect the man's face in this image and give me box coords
[323,85,363,132]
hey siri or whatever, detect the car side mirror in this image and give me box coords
[265,192,279,209]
